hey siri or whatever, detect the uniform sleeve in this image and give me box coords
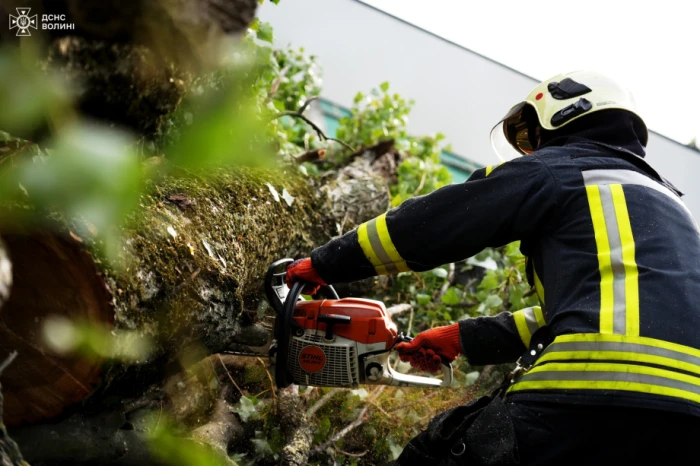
[459,306,546,365]
[311,155,559,284]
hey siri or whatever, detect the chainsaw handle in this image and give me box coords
[388,358,453,388]
[265,258,294,315]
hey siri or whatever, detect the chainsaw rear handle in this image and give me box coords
[388,359,453,387]
[392,333,454,387]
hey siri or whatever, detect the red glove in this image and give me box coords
[285,258,327,295]
[396,323,461,373]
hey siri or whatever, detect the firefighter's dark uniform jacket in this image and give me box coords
[311,112,700,418]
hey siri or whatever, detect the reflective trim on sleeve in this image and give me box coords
[512,306,545,347]
[507,333,700,406]
[357,214,410,276]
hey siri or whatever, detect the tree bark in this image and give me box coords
[0,160,390,428]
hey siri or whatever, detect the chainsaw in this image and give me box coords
[226,258,452,389]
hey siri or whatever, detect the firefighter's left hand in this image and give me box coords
[285,258,327,295]
[396,323,461,373]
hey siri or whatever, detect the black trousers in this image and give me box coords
[393,400,700,465]
[508,401,700,465]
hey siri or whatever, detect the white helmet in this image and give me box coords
[490,70,648,161]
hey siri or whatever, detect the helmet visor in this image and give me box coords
[490,102,538,161]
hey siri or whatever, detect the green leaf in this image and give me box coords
[416,293,431,305]
[233,396,260,422]
[431,267,448,279]
[478,271,500,292]
[271,0,281,3]
[380,81,390,92]
[441,287,461,306]
[257,21,274,43]
[484,294,504,309]
[313,416,332,443]
[353,92,364,104]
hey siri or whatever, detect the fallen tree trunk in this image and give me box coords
[0,159,390,428]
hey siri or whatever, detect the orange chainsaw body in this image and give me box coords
[293,298,398,347]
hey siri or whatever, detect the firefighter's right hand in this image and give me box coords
[285,258,327,295]
[395,323,461,373]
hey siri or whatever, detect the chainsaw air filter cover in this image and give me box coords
[288,298,398,387]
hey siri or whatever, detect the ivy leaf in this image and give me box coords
[416,293,431,305]
[380,81,390,92]
[257,21,274,43]
[441,287,461,306]
[233,396,260,422]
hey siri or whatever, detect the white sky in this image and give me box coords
[362,0,700,146]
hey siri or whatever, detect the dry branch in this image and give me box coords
[387,304,413,316]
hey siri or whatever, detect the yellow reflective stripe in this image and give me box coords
[513,311,533,347]
[536,350,700,377]
[610,185,639,336]
[356,215,409,275]
[553,333,700,360]
[526,361,700,386]
[508,362,700,404]
[357,222,382,269]
[509,380,700,405]
[533,269,545,306]
[485,162,504,177]
[512,306,545,347]
[585,185,614,334]
[533,305,546,328]
[375,214,410,273]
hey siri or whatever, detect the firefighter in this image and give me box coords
[286,70,700,465]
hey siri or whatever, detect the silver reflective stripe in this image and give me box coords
[519,369,700,396]
[366,219,398,274]
[543,341,700,370]
[523,307,540,336]
[594,184,627,334]
[582,169,696,225]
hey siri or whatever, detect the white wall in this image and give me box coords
[259,0,700,217]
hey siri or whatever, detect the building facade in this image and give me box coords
[259,0,700,216]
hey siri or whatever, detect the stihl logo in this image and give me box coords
[298,346,326,373]
[301,354,323,363]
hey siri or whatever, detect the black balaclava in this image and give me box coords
[537,109,647,158]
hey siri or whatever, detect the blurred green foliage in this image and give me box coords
[335,82,453,205]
